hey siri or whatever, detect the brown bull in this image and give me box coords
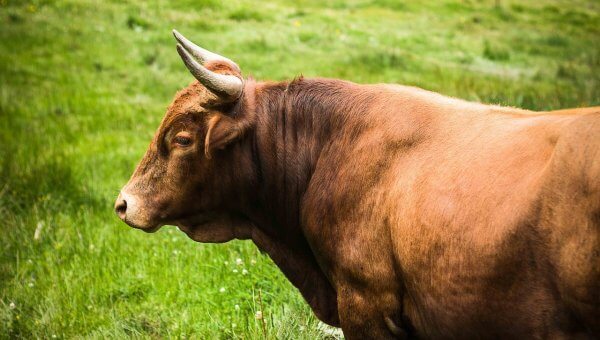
[115,30,600,339]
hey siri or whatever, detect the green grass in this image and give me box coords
[0,0,598,338]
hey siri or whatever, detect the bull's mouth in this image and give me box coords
[120,212,164,233]
[125,212,208,235]
[131,224,162,233]
[123,217,163,233]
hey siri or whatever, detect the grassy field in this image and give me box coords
[0,0,598,338]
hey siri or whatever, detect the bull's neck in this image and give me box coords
[242,77,363,240]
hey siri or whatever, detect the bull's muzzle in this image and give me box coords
[114,191,160,232]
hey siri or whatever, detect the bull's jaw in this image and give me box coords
[174,213,253,243]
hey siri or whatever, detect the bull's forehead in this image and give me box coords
[165,81,208,119]
[149,81,209,150]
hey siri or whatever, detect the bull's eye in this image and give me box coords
[173,132,192,147]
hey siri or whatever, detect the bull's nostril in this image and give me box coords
[115,199,127,219]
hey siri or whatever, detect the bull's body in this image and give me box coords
[117,32,600,339]
[178,79,600,338]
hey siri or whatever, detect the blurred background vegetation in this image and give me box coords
[0,0,598,338]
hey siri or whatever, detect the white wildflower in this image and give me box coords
[232,269,238,273]
[34,222,43,241]
[250,259,257,265]
[9,302,15,309]
[242,269,248,275]
[234,304,240,311]
[255,311,263,320]
[219,287,226,293]
[235,258,243,266]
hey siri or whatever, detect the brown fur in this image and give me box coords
[117,62,600,339]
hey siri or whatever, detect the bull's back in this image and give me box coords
[538,112,600,334]
[546,106,600,115]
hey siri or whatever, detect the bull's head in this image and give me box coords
[115,30,255,242]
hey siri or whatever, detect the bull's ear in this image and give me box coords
[204,114,243,159]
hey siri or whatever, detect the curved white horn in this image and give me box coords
[172,29,240,71]
[176,44,243,99]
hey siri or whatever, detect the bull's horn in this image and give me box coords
[172,29,240,72]
[176,43,243,99]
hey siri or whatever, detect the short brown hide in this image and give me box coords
[117,58,600,339]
